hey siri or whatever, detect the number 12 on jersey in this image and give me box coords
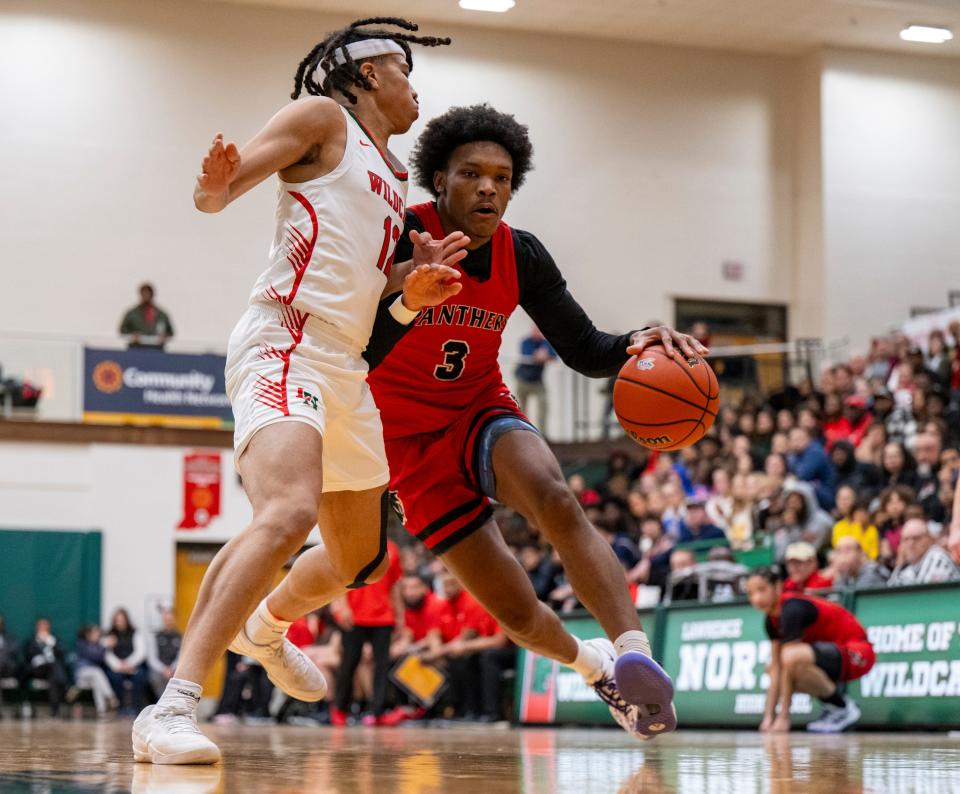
[376,216,401,274]
[434,340,470,381]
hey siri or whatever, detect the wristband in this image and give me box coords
[389,295,420,325]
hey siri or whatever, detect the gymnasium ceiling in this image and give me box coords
[205,0,960,57]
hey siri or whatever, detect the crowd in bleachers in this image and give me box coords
[3,326,958,726]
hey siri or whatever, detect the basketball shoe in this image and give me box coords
[132,704,221,765]
[229,620,327,702]
[585,638,677,739]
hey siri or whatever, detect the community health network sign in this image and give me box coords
[84,347,232,428]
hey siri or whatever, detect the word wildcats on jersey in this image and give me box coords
[415,304,508,333]
[368,171,404,215]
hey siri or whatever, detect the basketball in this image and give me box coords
[613,348,719,450]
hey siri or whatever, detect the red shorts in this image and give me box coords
[385,389,526,554]
[839,640,876,682]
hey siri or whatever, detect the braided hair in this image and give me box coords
[291,17,451,103]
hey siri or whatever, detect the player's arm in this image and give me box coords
[516,231,707,377]
[760,638,782,732]
[193,97,343,213]
[364,218,469,370]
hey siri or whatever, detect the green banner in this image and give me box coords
[515,611,656,724]
[660,602,814,727]
[850,584,960,727]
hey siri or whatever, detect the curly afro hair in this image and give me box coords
[410,104,534,197]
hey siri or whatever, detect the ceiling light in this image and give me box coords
[458,0,516,12]
[900,25,953,44]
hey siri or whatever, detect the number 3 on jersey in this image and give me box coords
[434,340,470,381]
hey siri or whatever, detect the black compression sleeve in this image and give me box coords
[514,229,636,378]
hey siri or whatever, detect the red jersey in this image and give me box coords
[404,591,445,642]
[437,589,501,643]
[345,540,402,627]
[765,592,868,646]
[367,202,519,440]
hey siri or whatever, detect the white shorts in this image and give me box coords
[225,304,389,493]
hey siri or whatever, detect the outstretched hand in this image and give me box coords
[627,325,709,361]
[197,133,240,196]
[410,229,471,269]
[401,264,463,312]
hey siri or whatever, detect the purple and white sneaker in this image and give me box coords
[585,638,677,739]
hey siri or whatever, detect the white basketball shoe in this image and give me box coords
[132,704,221,765]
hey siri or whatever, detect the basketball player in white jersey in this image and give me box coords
[133,18,464,764]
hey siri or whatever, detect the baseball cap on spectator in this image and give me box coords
[873,386,893,401]
[784,542,817,562]
[685,496,707,508]
[844,395,867,410]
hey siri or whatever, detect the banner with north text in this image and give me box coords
[84,347,232,429]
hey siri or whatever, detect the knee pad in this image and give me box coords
[475,416,539,499]
[346,491,389,589]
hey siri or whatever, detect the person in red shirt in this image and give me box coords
[747,567,874,735]
[782,542,833,592]
[394,574,444,653]
[363,105,702,738]
[823,395,873,451]
[330,540,403,726]
[422,571,510,720]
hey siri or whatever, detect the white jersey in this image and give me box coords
[249,104,408,349]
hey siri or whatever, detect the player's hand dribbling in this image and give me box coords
[197,133,241,196]
[627,325,709,362]
[401,263,463,312]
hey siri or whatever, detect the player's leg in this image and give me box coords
[490,428,641,642]
[439,520,662,738]
[260,487,391,621]
[134,421,324,764]
[795,642,864,734]
[486,421,675,733]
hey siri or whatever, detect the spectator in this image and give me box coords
[832,495,879,561]
[915,432,945,521]
[596,520,641,569]
[782,542,833,592]
[424,570,509,722]
[514,325,556,433]
[926,330,953,389]
[627,515,675,592]
[518,544,562,601]
[876,485,916,565]
[706,469,733,531]
[331,539,403,727]
[22,618,68,717]
[831,537,889,590]
[775,483,834,555]
[787,427,836,510]
[0,615,17,684]
[213,651,273,724]
[831,440,881,502]
[666,548,699,601]
[727,474,757,550]
[677,499,727,545]
[119,282,174,349]
[71,624,118,717]
[146,608,182,700]
[888,519,960,586]
[103,608,148,716]
[880,442,919,491]
[856,421,888,466]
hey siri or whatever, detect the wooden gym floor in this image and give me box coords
[0,720,958,793]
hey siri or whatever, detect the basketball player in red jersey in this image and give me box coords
[358,105,708,738]
[132,19,470,764]
[747,568,875,733]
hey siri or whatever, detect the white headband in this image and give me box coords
[315,39,407,82]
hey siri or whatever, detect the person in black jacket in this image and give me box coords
[830,440,881,502]
[22,618,68,717]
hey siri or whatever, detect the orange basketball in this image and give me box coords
[613,348,719,450]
